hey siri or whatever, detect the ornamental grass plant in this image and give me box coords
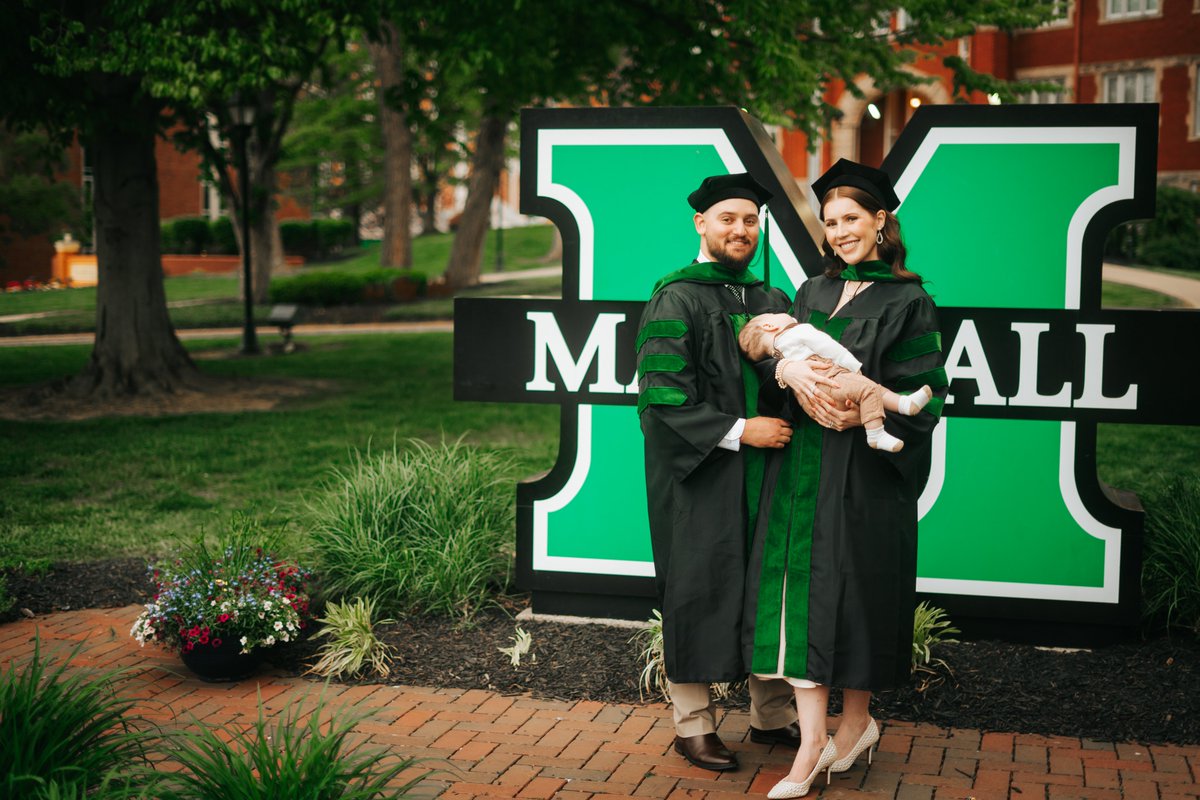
[309,596,396,679]
[153,693,423,800]
[1142,473,1200,634]
[130,516,314,655]
[307,439,517,619]
[0,639,153,798]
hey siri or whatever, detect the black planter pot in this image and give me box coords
[179,637,262,682]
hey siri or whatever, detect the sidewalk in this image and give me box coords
[0,320,454,348]
[2,606,1197,799]
[1101,264,1200,308]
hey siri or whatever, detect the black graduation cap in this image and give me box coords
[811,158,900,212]
[687,172,773,213]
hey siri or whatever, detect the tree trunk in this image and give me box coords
[251,142,283,301]
[368,23,413,268]
[421,184,438,235]
[444,112,509,288]
[70,97,201,397]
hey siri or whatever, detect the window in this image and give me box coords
[1106,0,1158,20]
[1102,69,1156,103]
[1042,0,1072,26]
[1195,67,1200,137]
[1021,76,1069,104]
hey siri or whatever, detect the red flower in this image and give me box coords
[217,613,231,623]
[212,638,222,647]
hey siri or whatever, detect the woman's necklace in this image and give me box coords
[842,279,867,301]
[833,279,870,317]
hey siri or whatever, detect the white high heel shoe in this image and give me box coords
[828,718,879,774]
[767,738,838,799]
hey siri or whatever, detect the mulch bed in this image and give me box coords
[3,559,1197,746]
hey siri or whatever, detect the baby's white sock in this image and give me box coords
[866,425,905,453]
[898,385,933,416]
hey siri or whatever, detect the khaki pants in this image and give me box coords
[668,676,795,737]
[820,363,885,426]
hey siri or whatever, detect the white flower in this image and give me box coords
[258,612,265,619]
[281,597,291,605]
[240,636,248,646]
[265,635,276,646]
[273,621,283,631]
[263,601,272,611]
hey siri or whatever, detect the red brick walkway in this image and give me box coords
[2,606,1197,799]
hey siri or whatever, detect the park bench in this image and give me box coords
[268,304,299,353]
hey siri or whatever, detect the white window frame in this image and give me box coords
[1021,75,1070,104]
[1193,64,1200,139]
[1102,69,1156,103]
[1042,0,1073,27]
[1105,0,1160,20]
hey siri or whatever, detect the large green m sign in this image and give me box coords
[456,104,1197,635]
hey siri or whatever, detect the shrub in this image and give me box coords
[1139,237,1199,271]
[1106,186,1200,269]
[0,574,12,617]
[280,220,318,260]
[161,216,211,255]
[316,218,356,257]
[208,216,237,255]
[629,610,669,702]
[309,597,396,679]
[0,639,153,798]
[154,696,422,800]
[1142,474,1200,634]
[628,610,738,701]
[280,218,356,260]
[270,271,370,306]
[307,439,517,618]
[912,601,959,671]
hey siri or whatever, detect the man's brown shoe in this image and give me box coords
[674,733,738,771]
[749,722,802,748]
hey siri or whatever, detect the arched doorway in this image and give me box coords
[831,72,950,167]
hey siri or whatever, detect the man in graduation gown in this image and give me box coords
[636,173,800,772]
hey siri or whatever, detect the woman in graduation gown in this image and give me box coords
[743,160,949,799]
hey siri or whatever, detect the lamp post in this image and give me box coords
[230,94,259,355]
[494,186,504,273]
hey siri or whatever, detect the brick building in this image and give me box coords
[2,135,308,284]
[776,1,1200,199]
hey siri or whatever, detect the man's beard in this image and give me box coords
[707,234,758,271]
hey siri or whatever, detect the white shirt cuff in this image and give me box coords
[718,418,746,452]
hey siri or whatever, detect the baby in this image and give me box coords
[738,312,932,453]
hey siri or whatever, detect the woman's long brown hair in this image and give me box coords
[821,186,922,282]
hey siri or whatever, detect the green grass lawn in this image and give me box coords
[1,327,1195,569]
[0,334,559,566]
[1101,282,1181,308]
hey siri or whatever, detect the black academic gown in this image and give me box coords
[743,267,948,691]
[637,262,789,684]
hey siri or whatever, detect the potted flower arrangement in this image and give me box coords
[131,519,314,681]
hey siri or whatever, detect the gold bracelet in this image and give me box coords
[775,359,788,389]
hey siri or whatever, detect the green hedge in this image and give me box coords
[1106,186,1200,270]
[280,219,356,261]
[269,268,427,306]
[161,216,354,259]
